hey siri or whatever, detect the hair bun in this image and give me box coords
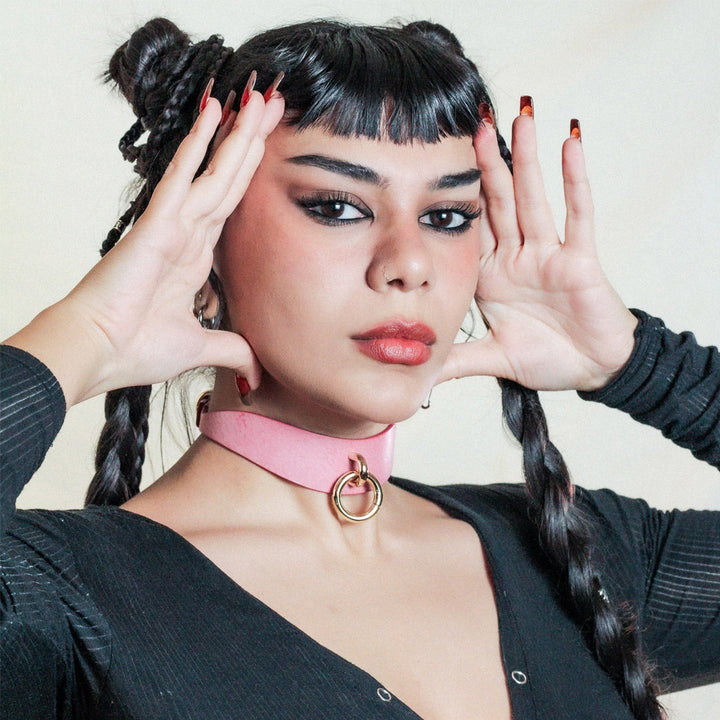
[401,21,465,54]
[107,17,192,121]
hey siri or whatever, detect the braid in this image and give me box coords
[118,118,144,163]
[86,385,152,506]
[492,124,663,718]
[140,36,233,177]
[91,21,235,506]
[499,383,664,718]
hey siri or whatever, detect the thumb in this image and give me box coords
[197,330,263,388]
[436,334,509,385]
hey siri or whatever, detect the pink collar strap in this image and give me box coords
[197,408,395,498]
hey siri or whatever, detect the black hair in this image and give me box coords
[89,17,663,719]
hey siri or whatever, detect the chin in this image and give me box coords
[344,383,433,427]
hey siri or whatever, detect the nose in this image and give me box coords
[366,218,434,293]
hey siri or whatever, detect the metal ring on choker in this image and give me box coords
[331,453,384,523]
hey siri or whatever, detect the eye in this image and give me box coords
[296,192,372,226]
[419,204,481,234]
[309,200,366,221]
[420,209,467,230]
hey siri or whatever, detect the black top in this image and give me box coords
[1,311,719,719]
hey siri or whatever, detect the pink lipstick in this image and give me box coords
[352,321,436,366]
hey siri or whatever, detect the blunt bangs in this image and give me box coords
[225,21,489,143]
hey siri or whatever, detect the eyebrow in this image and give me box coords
[429,169,482,190]
[288,155,384,185]
[287,154,480,190]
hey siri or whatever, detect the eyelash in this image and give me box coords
[296,192,371,226]
[421,202,482,235]
[296,192,481,235]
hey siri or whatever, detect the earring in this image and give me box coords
[193,284,221,329]
[421,388,433,410]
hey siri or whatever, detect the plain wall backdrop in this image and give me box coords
[1,0,719,716]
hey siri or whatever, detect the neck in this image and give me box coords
[198,408,395,494]
[211,369,391,438]
[196,393,395,524]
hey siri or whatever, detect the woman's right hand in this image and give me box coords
[3,89,284,408]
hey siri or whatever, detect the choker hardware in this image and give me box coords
[331,453,384,522]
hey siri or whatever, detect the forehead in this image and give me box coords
[264,123,478,186]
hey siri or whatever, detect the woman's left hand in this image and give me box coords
[438,104,638,392]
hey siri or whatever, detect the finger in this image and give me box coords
[477,202,498,257]
[473,106,520,247]
[195,93,267,195]
[209,90,238,155]
[435,334,510,384]
[562,122,595,252]
[210,93,286,219]
[190,90,284,221]
[510,110,557,245]
[197,329,263,387]
[149,99,223,211]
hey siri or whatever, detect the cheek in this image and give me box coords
[441,237,481,307]
[215,209,352,351]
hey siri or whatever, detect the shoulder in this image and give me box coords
[3,506,183,578]
[391,476,657,570]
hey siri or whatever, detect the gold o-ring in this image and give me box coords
[331,453,384,522]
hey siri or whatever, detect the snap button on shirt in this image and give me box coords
[377,687,393,702]
[511,670,528,685]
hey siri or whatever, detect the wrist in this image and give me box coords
[579,310,640,392]
[3,299,115,409]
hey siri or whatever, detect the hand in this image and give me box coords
[438,104,638,392]
[4,89,285,407]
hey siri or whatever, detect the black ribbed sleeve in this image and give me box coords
[580,309,720,468]
[0,345,66,534]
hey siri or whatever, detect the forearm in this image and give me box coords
[3,298,113,410]
[580,310,720,469]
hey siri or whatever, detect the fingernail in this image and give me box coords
[519,95,534,117]
[570,118,581,141]
[478,102,495,128]
[220,90,236,126]
[241,70,258,108]
[263,71,285,101]
[235,374,251,398]
[199,78,215,112]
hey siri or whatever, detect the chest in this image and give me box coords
[65,501,639,720]
[189,521,512,720]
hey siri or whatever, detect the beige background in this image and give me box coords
[1,0,719,716]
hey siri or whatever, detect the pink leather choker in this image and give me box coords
[197,398,395,522]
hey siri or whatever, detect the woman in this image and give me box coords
[1,18,718,720]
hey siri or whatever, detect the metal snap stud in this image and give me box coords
[511,670,528,685]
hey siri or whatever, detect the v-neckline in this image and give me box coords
[110,477,520,720]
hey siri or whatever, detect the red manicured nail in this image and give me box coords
[199,78,214,112]
[519,95,534,117]
[570,118,581,141]
[241,70,258,108]
[478,102,495,127]
[263,71,285,101]
[235,374,251,397]
[220,90,236,126]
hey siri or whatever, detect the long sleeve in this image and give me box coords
[577,488,720,690]
[0,345,66,534]
[578,311,720,688]
[579,309,720,468]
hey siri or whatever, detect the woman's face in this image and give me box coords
[214,123,482,436]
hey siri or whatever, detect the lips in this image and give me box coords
[352,321,436,366]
